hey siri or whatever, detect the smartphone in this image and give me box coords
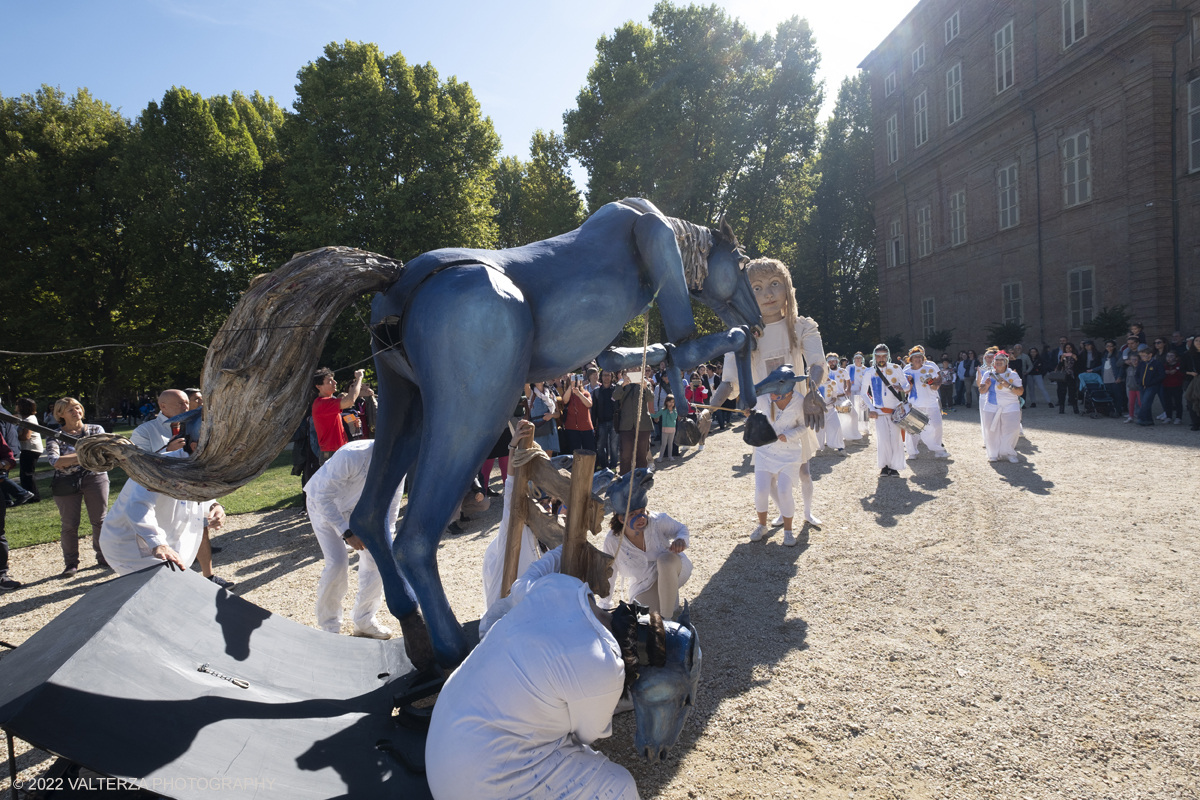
[627,370,643,384]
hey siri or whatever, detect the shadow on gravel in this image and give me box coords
[0,566,113,620]
[990,460,1054,495]
[215,509,322,596]
[607,533,810,793]
[859,478,936,527]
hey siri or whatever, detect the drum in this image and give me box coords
[834,398,852,414]
[891,404,929,435]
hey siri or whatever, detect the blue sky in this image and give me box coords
[2,0,914,191]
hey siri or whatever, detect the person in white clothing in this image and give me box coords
[976,349,998,446]
[127,389,231,587]
[747,365,814,546]
[817,353,847,451]
[427,570,639,800]
[99,447,224,576]
[847,352,871,439]
[712,258,826,528]
[303,439,404,639]
[902,348,949,459]
[979,351,1024,462]
[601,469,691,619]
[866,344,909,476]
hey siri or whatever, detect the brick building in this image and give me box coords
[859,0,1200,352]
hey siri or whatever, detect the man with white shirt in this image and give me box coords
[902,348,949,459]
[127,389,232,587]
[867,344,909,477]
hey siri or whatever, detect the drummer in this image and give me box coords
[902,347,950,459]
[847,352,871,440]
[866,344,909,477]
[817,353,847,453]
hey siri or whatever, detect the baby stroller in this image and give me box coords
[1078,372,1116,418]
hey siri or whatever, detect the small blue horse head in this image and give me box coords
[621,602,702,763]
[688,218,763,336]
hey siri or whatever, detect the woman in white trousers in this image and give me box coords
[979,352,1024,463]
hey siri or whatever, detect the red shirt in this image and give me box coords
[563,391,594,431]
[1164,364,1184,387]
[685,384,709,412]
[312,396,348,452]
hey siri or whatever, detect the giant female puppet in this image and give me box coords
[75,198,762,672]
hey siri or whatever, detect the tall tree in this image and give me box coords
[801,74,878,353]
[0,87,134,409]
[521,129,585,240]
[282,40,500,260]
[491,155,527,248]
[563,2,822,248]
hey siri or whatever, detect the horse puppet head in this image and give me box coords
[675,217,763,338]
[615,601,703,763]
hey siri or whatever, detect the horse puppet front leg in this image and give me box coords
[663,327,752,410]
[394,266,535,668]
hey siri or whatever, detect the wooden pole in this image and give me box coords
[499,422,535,598]
[561,449,597,581]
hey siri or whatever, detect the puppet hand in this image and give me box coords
[669,538,686,553]
[803,391,826,431]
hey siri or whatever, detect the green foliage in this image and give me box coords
[492,130,585,248]
[924,328,955,352]
[282,40,500,259]
[883,334,906,356]
[564,2,822,242]
[1081,305,1132,343]
[985,321,1029,349]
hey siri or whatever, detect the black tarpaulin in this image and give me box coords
[0,565,434,799]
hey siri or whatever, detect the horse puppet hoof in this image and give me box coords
[399,611,437,673]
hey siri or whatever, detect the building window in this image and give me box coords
[950,189,967,246]
[912,44,926,74]
[887,219,905,268]
[1189,79,1200,172]
[916,205,933,257]
[885,71,896,97]
[1002,282,1023,325]
[913,91,929,148]
[1068,267,1094,329]
[1062,0,1086,48]
[887,114,899,164]
[995,21,1015,94]
[998,163,1020,230]
[945,11,960,44]
[922,298,937,340]
[1063,131,1091,206]
[946,63,963,125]
[1192,16,1200,60]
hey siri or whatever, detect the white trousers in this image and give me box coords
[310,507,384,633]
[852,396,871,436]
[904,404,945,456]
[818,405,844,449]
[981,408,1021,460]
[755,466,797,518]
[874,414,906,471]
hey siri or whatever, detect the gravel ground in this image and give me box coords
[3,406,1198,799]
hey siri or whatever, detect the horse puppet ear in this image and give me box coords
[718,217,739,248]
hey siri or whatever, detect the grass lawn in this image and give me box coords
[5,446,302,550]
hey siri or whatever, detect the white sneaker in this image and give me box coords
[783,531,797,547]
[1157,413,1168,421]
[803,512,822,527]
[750,524,766,542]
[1124,416,1134,423]
[697,444,705,452]
[771,515,784,527]
[934,450,950,458]
[1174,418,1182,425]
[352,620,393,640]
[1007,455,1019,463]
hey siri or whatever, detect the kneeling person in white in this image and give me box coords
[427,569,638,800]
[100,448,224,575]
[748,365,815,545]
[902,348,949,458]
[979,352,1024,463]
[303,439,403,639]
[602,469,691,619]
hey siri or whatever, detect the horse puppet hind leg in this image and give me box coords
[395,266,535,668]
[346,369,433,671]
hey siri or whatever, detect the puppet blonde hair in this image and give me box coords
[745,258,799,355]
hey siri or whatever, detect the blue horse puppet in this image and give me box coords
[78,198,761,673]
[356,198,761,669]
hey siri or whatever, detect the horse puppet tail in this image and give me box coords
[76,247,403,502]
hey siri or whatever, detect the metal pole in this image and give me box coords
[7,729,18,800]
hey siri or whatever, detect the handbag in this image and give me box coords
[675,417,702,447]
[742,411,778,447]
[1047,370,1066,383]
[51,471,83,497]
